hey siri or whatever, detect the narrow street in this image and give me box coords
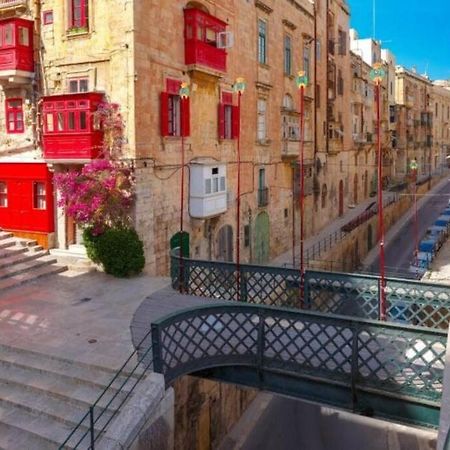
[368,179,450,278]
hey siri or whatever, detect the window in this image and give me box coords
[161,80,190,137]
[33,182,46,210]
[244,225,250,247]
[284,35,291,75]
[6,98,24,134]
[258,19,267,64]
[68,78,89,93]
[0,182,7,208]
[337,70,344,96]
[316,39,321,60]
[338,30,346,55]
[316,84,320,108]
[43,11,54,25]
[321,184,327,209]
[258,168,266,190]
[303,44,310,80]
[69,0,89,29]
[204,167,226,195]
[18,27,29,46]
[257,98,267,141]
[218,92,239,140]
[3,23,13,46]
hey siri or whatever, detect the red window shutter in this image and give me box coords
[232,105,240,139]
[181,97,190,137]
[160,92,169,137]
[218,103,225,139]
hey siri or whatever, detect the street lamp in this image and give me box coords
[370,62,387,319]
[296,70,308,305]
[178,82,190,293]
[233,77,246,301]
[410,158,419,267]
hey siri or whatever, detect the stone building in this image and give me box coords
[430,81,450,172]
[0,0,446,276]
[395,66,433,181]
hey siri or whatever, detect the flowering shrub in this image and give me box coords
[54,158,134,235]
[94,102,126,158]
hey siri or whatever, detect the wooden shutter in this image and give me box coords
[232,105,240,139]
[218,103,225,139]
[181,97,190,137]
[160,92,169,137]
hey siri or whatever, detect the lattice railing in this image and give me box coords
[151,303,446,425]
[305,271,450,329]
[171,252,450,329]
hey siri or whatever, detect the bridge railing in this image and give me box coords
[171,251,450,329]
[151,303,446,427]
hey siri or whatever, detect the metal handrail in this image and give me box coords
[59,328,155,449]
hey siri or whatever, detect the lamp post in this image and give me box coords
[410,158,419,266]
[370,62,387,320]
[296,71,308,305]
[233,77,246,301]
[178,82,190,293]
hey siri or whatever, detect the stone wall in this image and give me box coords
[173,376,257,450]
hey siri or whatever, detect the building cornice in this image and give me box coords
[255,0,273,15]
[282,19,297,31]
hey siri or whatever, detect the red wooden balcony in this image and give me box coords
[0,18,34,83]
[184,8,227,73]
[42,92,104,161]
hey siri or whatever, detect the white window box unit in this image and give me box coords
[190,162,227,218]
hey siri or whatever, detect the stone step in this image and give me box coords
[0,249,49,270]
[0,231,13,241]
[0,343,136,393]
[0,246,28,259]
[0,359,129,410]
[0,255,57,280]
[0,263,67,292]
[0,403,90,450]
[0,379,115,431]
[0,238,16,251]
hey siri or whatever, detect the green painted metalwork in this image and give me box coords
[151,303,446,427]
[171,251,450,329]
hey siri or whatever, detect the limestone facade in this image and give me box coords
[0,0,448,275]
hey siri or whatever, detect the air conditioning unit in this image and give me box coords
[217,32,234,49]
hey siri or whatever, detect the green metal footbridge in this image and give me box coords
[59,253,450,449]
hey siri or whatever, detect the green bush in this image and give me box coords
[83,227,145,277]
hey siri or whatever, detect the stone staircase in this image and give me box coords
[0,343,134,449]
[0,230,67,292]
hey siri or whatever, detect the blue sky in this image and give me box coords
[348,0,450,81]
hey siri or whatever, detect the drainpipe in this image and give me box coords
[313,2,317,159]
[32,0,42,150]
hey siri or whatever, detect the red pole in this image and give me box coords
[299,85,305,304]
[236,91,242,301]
[179,97,186,294]
[376,82,386,319]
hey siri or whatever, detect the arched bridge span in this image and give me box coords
[150,302,446,428]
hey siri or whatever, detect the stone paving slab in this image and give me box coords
[0,270,170,371]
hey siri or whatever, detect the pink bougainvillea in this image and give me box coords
[94,101,126,158]
[54,158,134,234]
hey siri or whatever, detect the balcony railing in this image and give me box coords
[258,187,269,207]
[0,0,27,8]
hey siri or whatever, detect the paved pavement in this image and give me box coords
[364,177,450,278]
[0,270,169,370]
[272,192,395,268]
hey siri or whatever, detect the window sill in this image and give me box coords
[256,139,271,147]
[66,28,90,39]
[258,63,270,70]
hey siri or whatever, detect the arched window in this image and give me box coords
[321,184,327,209]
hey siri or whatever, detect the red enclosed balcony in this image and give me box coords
[184,7,227,73]
[0,18,34,83]
[42,92,104,161]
